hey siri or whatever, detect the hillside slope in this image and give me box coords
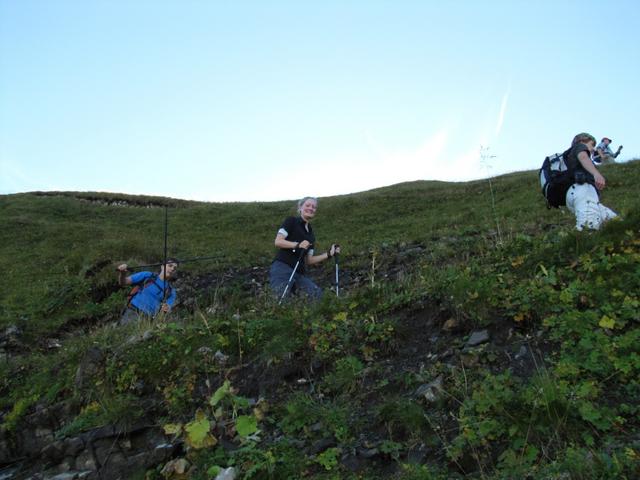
[1,161,639,479]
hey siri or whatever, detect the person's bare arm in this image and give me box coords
[306,244,341,266]
[274,233,310,251]
[117,264,133,286]
[577,151,605,190]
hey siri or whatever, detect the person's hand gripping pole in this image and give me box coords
[329,244,341,297]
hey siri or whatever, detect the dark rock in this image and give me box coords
[407,444,427,464]
[356,447,379,459]
[74,450,96,471]
[93,441,123,467]
[309,422,323,432]
[310,438,336,455]
[74,347,105,391]
[47,338,63,349]
[341,454,365,472]
[515,345,528,360]
[415,375,444,403]
[214,350,229,365]
[41,440,65,462]
[0,435,12,464]
[126,451,155,471]
[465,330,490,348]
[461,353,480,368]
[129,425,168,450]
[81,425,116,443]
[441,348,454,359]
[1,324,22,347]
[0,466,20,479]
[49,472,93,480]
[152,442,178,461]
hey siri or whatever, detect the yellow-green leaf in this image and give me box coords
[235,415,258,437]
[209,380,230,407]
[599,315,615,329]
[333,311,347,322]
[163,423,183,436]
[185,410,217,449]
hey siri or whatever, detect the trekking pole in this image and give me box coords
[334,252,340,298]
[279,248,307,305]
[124,254,223,271]
[162,205,169,304]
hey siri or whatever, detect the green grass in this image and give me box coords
[1,160,639,479]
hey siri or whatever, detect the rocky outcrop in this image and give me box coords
[2,403,178,480]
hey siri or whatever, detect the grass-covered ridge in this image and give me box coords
[1,160,639,479]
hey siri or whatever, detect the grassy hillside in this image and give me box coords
[1,161,639,479]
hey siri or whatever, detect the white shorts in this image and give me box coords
[565,183,617,231]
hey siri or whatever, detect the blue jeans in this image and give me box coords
[269,260,322,301]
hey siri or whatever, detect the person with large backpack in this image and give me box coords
[117,259,178,325]
[541,132,617,231]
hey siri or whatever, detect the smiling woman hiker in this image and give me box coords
[270,196,341,301]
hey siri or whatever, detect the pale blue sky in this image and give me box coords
[1,0,638,202]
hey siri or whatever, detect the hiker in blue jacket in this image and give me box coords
[117,260,178,325]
